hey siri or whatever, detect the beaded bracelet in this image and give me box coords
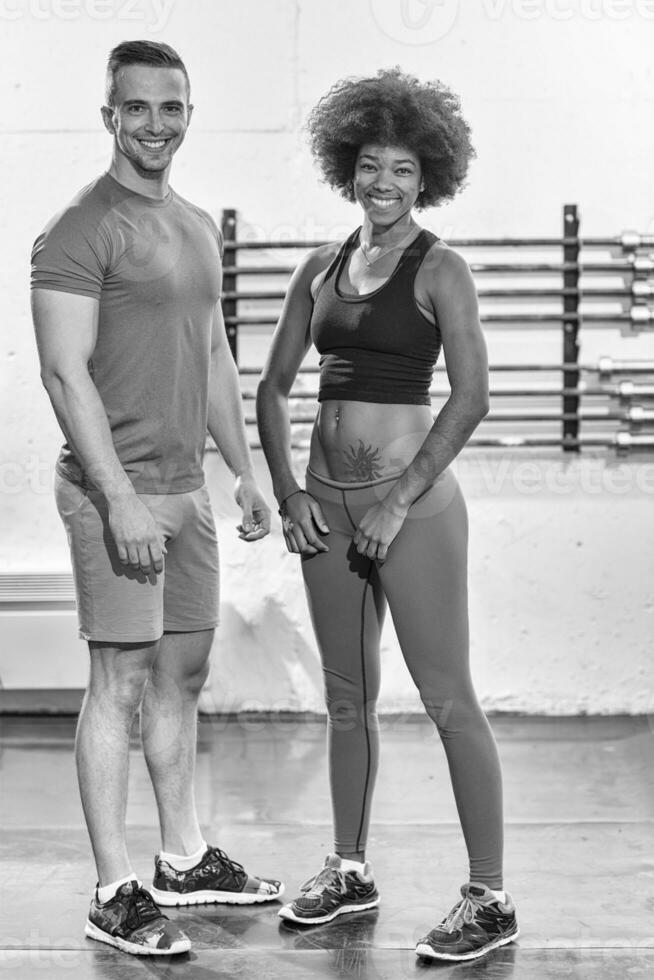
[278,488,305,516]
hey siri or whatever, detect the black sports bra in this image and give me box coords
[310,227,441,405]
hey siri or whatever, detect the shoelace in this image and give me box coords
[441,894,482,934]
[300,867,347,898]
[205,846,246,885]
[123,886,167,931]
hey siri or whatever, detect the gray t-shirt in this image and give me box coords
[31,172,223,493]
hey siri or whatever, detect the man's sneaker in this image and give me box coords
[84,880,191,956]
[415,882,519,962]
[278,854,379,925]
[150,845,284,906]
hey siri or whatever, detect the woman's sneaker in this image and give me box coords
[415,882,519,962]
[85,880,191,956]
[151,845,284,906]
[278,854,379,925]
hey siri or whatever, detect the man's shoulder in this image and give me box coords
[38,173,117,239]
[171,191,223,251]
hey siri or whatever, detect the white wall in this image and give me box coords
[1,0,654,712]
[2,449,653,714]
[203,449,654,717]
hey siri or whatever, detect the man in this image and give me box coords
[31,40,283,958]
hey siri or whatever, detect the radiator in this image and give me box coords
[0,572,86,688]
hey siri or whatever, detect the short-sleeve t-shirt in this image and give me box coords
[31,172,223,493]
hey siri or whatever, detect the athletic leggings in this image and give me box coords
[301,467,504,889]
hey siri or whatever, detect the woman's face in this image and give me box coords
[353,143,422,225]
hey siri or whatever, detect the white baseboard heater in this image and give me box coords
[0,572,86,691]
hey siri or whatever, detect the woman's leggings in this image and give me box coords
[301,467,504,889]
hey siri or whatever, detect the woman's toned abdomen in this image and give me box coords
[309,401,434,483]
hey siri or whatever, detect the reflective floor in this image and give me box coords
[1,714,653,978]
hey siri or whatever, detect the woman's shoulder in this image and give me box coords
[293,234,354,297]
[290,239,338,276]
[305,239,344,268]
[418,236,474,287]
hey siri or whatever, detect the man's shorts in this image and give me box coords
[55,473,220,644]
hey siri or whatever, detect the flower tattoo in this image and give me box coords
[343,440,384,481]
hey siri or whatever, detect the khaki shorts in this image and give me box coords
[55,473,220,644]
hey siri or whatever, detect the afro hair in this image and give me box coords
[306,67,474,209]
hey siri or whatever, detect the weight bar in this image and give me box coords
[239,360,654,377]
[222,285,654,302]
[614,232,654,251]
[598,357,654,375]
[224,233,654,252]
[286,434,652,450]
[224,237,654,256]
[224,309,653,326]
[240,433,654,451]
[224,237,574,251]
[244,408,654,425]
[632,281,654,299]
[225,259,654,277]
[240,384,653,400]
[615,382,654,400]
[225,314,578,326]
[630,255,654,274]
[615,431,654,449]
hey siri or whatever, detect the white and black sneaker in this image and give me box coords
[416,882,519,962]
[151,845,284,906]
[278,854,379,926]
[85,880,191,956]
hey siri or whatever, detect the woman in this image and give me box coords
[256,68,518,963]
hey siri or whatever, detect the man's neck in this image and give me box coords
[108,157,171,200]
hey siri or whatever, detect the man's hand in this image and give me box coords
[235,476,271,542]
[107,494,166,575]
[353,499,408,563]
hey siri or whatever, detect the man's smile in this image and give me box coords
[137,138,171,151]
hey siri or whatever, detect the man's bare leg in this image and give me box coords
[140,629,213,855]
[76,640,159,885]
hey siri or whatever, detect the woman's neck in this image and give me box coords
[360,215,419,248]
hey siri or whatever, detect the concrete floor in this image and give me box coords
[0,713,653,978]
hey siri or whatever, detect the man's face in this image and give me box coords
[102,64,192,177]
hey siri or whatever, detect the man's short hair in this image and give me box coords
[105,40,190,107]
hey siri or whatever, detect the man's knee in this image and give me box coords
[150,650,211,697]
[87,641,158,711]
[178,657,211,696]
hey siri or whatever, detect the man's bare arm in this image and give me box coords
[207,303,270,540]
[32,289,164,573]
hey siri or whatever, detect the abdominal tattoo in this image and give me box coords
[342,440,384,481]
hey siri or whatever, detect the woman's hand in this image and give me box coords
[280,491,330,555]
[353,499,409,563]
